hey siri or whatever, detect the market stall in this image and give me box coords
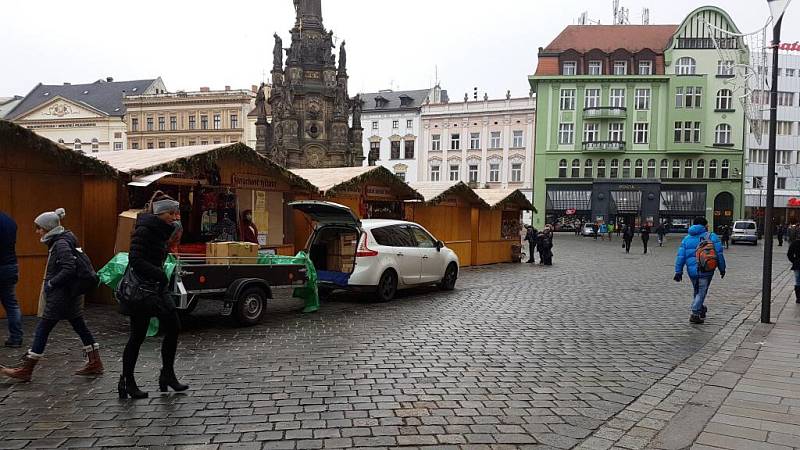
[472,189,535,265]
[405,181,488,267]
[0,120,121,314]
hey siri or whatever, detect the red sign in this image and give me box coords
[780,42,800,51]
[788,197,800,207]
[566,208,577,215]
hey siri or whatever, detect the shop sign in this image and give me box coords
[780,42,800,51]
[788,197,800,207]
[438,195,458,207]
[365,185,394,199]
[232,173,278,190]
[616,184,638,190]
[565,208,577,215]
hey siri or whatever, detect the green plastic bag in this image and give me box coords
[257,251,319,313]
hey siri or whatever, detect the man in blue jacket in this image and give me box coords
[0,211,23,347]
[674,217,726,324]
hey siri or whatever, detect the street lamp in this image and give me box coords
[762,0,792,324]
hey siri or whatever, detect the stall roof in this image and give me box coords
[90,142,316,191]
[290,166,423,200]
[407,181,489,207]
[473,188,536,212]
[0,120,118,177]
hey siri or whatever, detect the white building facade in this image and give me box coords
[419,95,536,201]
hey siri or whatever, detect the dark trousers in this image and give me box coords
[122,312,180,379]
[0,265,23,344]
[642,238,649,254]
[31,316,95,355]
[624,239,632,253]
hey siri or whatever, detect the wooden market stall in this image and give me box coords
[405,181,489,267]
[289,166,423,251]
[0,120,122,315]
[472,189,535,266]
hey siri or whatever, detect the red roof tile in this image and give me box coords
[543,25,679,54]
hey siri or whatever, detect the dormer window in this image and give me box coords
[374,96,389,108]
[588,61,602,75]
[613,61,627,75]
[399,95,413,107]
[562,61,577,75]
[638,61,653,75]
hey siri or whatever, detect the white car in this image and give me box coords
[290,201,460,302]
[731,220,758,245]
[580,224,597,237]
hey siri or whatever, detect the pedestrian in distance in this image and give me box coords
[622,223,634,254]
[537,228,554,266]
[777,223,785,247]
[0,211,23,348]
[598,222,608,241]
[524,225,538,264]
[656,222,667,247]
[607,223,614,241]
[1,208,103,382]
[640,222,651,254]
[674,217,726,324]
[720,224,731,249]
[787,236,800,304]
[592,222,599,240]
[789,224,798,243]
[119,191,188,400]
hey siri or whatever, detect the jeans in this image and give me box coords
[690,276,712,316]
[122,312,180,379]
[0,264,23,344]
[30,316,95,355]
[794,270,800,286]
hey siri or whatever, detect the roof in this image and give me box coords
[407,181,488,207]
[0,96,23,119]
[543,25,678,54]
[0,120,118,177]
[473,189,535,211]
[360,89,432,112]
[6,79,158,120]
[290,166,423,200]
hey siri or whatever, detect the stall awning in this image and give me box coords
[128,171,173,187]
[290,166,423,200]
[473,189,535,212]
[660,191,705,212]
[611,190,642,213]
[407,181,488,207]
[546,190,591,211]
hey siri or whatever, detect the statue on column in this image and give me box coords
[273,33,283,70]
[351,94,363,129]
[338,40,347,75]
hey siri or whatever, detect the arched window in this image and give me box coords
[675,57,696,75]
[672,160,681,178]
[622,159,631,178]
[597,159,606,178]
[660,159,669,178]
[721,159,730,179]
[610,159,620,178]
[709,159,718,178]
[634,159,643,178]
[684,159,693,178]
[91,138,99,152]
[715,124,732,145]
[696,159,705,178]
[647,159,656,178]
[571,159,581,178]
[584,159,594,178]
[74,139,81,150]
[716,89,733,110]
[558,159,568,178]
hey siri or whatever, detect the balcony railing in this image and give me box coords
[582,140,626,151]
[583,106,627,119]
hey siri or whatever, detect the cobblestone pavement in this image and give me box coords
[0,235,787,449]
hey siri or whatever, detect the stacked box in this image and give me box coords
[339,232,358,273]
[207,242,260,265]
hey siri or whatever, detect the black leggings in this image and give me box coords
[122,312,180,379]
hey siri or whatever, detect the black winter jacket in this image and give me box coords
[788,239,800,271]
[42,231,82,320]
[129,214,174,287]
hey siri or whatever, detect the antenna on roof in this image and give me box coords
[612,0,629,25]
[642,8,650,25]
[577,11,601,25]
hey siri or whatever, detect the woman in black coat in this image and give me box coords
[788,238,800,304]
[119,192,188,399]
[622,224,635,254]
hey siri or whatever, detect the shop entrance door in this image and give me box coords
[713,192,734,233]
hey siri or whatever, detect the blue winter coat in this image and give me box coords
[675,224,727,279]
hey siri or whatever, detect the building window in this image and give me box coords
[91,138,99,152]
[512,130,524,148]
[158,117,165,131]
[777,121,793,135]
[470,132,480,149]
[404,140,415,159]
[634,88,650,110]
[674,121,701,143]
[675,56,696,75]
[449,164,460,181]
[114,142,123,151]
[406,119,413,129]
[709,159,718,178]
[608,122,624,142]
[672,160,681,178]
[610,88,625,108]
[659,159,668,178]
[634,159,643,178]
[588,60,603,75]
[489,162,501,182]
[715,124,732,145]
[490,131,502,148]
[230,114,238,129]
[777,150,791,164]
[684,159,693,178]
[717,60,735,76]
[686,87,703,108]
[560,89,576,110]
[787,68,796,77]
[201,115,208,130]
[430,164,441,181]
[468,164,479,183]
[753,176,764,188]
[188,140,196,146]
[395,171,406,182]
[431,134,441,151]
[370,141,380,160]
[189,116,196,130]
[596,159,606,178]
[391,141,401,159]
[584,88,600,108]
[633,122,649,144]
[392,120,399,129]
[721,159,730,178]
[778,91,795,106]
[696,159,705,178]
[131,142,139,150]
[213,114,221,129]
[147,142,154,149]
[200,140,208,145]
[613,61,627,75]
[610,159,619,178]
[372,121,378,130]
[571,159,580,178]
[622,159,631,178]
[558,159,568,178]
[146,117,154,131]
[158,141,165,148]
[450,133,460,150]
[169,141,177,148]
[647,159,656,178]
[166,116,175,131]
[562,61,577,75]
[716,89,733,110]
[778,177,787,189]
[584,123,599,142]
[74,139,81,150]
[131,118,139,132]
[558,124,574,145]
[638,61,653,75]
[584,159,594,178]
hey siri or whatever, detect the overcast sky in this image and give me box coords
[1,1,795,100]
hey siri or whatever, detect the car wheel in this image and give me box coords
[375,270,397,302]
[440,263,458,291]
[318,286,334,301]
[235,287,267,326]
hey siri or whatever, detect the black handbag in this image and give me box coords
[115,266,165,316]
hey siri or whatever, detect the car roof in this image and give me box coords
[361,219,417,229]
[733,220,756,223]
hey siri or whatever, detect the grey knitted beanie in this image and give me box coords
[34,208,66,231]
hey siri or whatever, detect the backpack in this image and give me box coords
[696,232,719,273]
[70,243,99,297]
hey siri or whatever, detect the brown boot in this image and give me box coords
[1,352,40,382]
[75,344,104,376]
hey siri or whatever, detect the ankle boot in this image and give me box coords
[75,344,104,376]
[1,352,41,382]
[159,368,189,393]
[118,375,148,400]
[795,286,800,304]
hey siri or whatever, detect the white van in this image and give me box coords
[731,220,758,245]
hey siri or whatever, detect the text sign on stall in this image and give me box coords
[232,173,278,190]
[365,185,394,199]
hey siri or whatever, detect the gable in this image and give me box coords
[15,96,107,122]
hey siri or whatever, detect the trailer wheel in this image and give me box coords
[235,287,267,326]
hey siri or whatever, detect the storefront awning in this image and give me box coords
[546,190,591,211]
[660,191,705,212]
[611,190,641,213]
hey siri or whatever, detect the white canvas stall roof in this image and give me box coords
[290,166,375,193]
[91,144,228,173]
[473,188,535,211]
[407,181,488,206]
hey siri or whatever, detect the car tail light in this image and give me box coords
[356,233,379,257]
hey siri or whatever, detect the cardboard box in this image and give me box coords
[114,209,144,254]
[207,241,260,265]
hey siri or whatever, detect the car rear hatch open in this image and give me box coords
[288,200,361,227]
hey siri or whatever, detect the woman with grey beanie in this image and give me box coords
[1,208,103,382]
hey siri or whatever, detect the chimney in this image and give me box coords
[200,87,210,92]
[106,77,114,82]
[225,85,231,91]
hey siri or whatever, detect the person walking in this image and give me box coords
[656,222,667,247]
[592,222,599,240]
[720,224,731,249]
[119,192,188,400]
[0,211,23,348]
[674,217,726,324]
[1,208,103,382]
[788,236,800,303]
[777,223,785,247]
[640,222,651,254]
[524,225,538,264]
[537,228,553,266]
[622,224,634,253]
[598,222,608,241]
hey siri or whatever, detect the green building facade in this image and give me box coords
[529,6,748,233]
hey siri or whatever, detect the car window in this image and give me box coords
[734,222,755,230]
[409,226,437,248]
[371,225,416,247]
[370,226,395,246]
